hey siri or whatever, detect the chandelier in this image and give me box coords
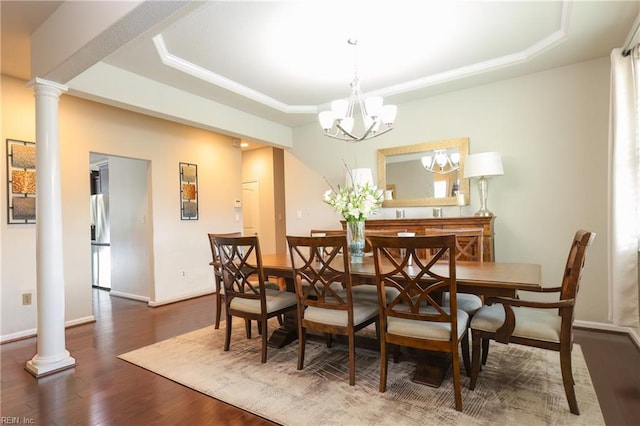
[318,39,397,142]
[421,150,460,174]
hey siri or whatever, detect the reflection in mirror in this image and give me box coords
[420,149,460,174]
[377,137,469,207]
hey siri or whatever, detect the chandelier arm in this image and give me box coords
[435,165,460,175]
[325,124,393,142]
[323,133,349,141]
[358,121,377,141]
[336,123,361,141]
[372,126,393,138]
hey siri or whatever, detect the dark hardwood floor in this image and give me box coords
[1,289,638,425]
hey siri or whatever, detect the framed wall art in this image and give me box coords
[179,162,198,220]
[6,139,36,224]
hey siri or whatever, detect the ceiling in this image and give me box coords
[2,1,639,132]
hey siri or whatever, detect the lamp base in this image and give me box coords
[474,209,494,217]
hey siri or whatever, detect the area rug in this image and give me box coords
[118,321,603,426]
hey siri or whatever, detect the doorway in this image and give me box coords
[89,153,153,301]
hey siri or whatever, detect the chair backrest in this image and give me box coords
[560,230,596,301]
[309,229,346,237]
[287,235,354,314]
[422,227,484,262]
[214,235,267,305]
[364,229,406,253]
[208,232,242,265]
[368,234,458,333]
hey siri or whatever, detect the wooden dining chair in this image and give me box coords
[422,227,485,262]
[208,232,242,329]
[287,235,379,386]
[468,230,596,415]
[368,234,469,411]
[214,235,297,363]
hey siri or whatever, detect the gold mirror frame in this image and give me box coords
[377,137,470,207]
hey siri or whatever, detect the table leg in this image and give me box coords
[267,312,297,348]
[411,351,452,387]
[267,276,298,348]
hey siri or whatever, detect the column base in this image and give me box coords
[25,351,76,378]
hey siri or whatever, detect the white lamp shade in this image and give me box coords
[463,152,504,178]
[331,99,349,120]
[435,151,448,167]
[381,105,397,124]
[319,111,334,130]
[450,152,460,165]
[365,96,383,117]
[340,116,354,133]
[346,168,374,187]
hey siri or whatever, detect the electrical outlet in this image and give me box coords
[22,293,32,305]
[181,271,187,278]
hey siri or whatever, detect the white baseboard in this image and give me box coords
[1,328,37,343]
[109,290,151,303]
[0,315,96,344]
[67,315,96,327]
[148,289,215,307]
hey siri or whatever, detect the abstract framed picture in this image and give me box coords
[179,162,198,220]
[6,139,36,224]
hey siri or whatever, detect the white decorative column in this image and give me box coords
[25,78,76,377]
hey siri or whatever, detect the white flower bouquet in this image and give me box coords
[323,175,383,222]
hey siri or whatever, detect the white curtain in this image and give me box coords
[608,47,640,327]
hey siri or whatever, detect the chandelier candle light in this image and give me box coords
[318,39,397,142]
[421,150,461,174]
[463,152,504,217]
[323,167,383,263]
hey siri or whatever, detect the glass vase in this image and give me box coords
[346,219,366,263]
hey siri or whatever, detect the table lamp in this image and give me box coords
[463,152,504,217]
[346,168,374,187]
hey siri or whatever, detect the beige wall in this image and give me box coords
[1,75,244,339]
[0,55,616,338]
[286,57,610,323]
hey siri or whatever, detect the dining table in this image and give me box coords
[260,252,542,387]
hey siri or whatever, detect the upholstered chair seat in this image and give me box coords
[387,306,469,341]
[444,292,483,316]
[303,302,378,327]
[471,304,561,343]
[230,288,297,315]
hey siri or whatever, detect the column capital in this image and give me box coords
[28,77,68,95]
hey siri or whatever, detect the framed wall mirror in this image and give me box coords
[377,137,470,207]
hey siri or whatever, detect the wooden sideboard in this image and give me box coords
[341,216,495,262]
